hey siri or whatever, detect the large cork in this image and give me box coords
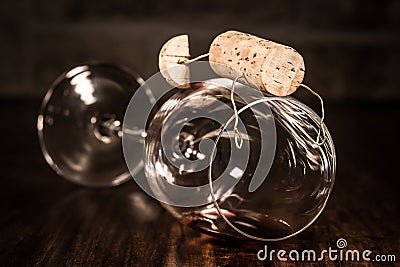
[209,30,305,96]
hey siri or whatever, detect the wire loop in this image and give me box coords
[230,75,245,149]
[299,83,327,146]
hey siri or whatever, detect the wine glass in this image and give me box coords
[143,78,336,241]
[37,62,151,187]
[38,60,336,242]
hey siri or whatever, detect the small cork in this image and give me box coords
[209,30,305,96]
[159,34,191,88]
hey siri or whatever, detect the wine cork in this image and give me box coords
[209,30,305,96]
[159,34,191,89]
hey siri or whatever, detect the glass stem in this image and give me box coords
[99,118,122,138]
[93,114,146,143]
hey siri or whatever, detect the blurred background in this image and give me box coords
[0,1,399,265]
[1,0,399,102]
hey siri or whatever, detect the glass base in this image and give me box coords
[38,62,144,187]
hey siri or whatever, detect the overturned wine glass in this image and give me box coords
[130,62,336,241]
[38,60,335,242]
[37,62,154,187]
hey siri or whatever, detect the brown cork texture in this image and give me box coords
[209,30,305,96]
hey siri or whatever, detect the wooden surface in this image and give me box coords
[0,99,399,266]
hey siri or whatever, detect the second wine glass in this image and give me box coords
[37,62,151,187]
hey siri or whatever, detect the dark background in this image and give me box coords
[0,0,399,266]
[1,0,400,102]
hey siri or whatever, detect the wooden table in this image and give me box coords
[0,100,398,266]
